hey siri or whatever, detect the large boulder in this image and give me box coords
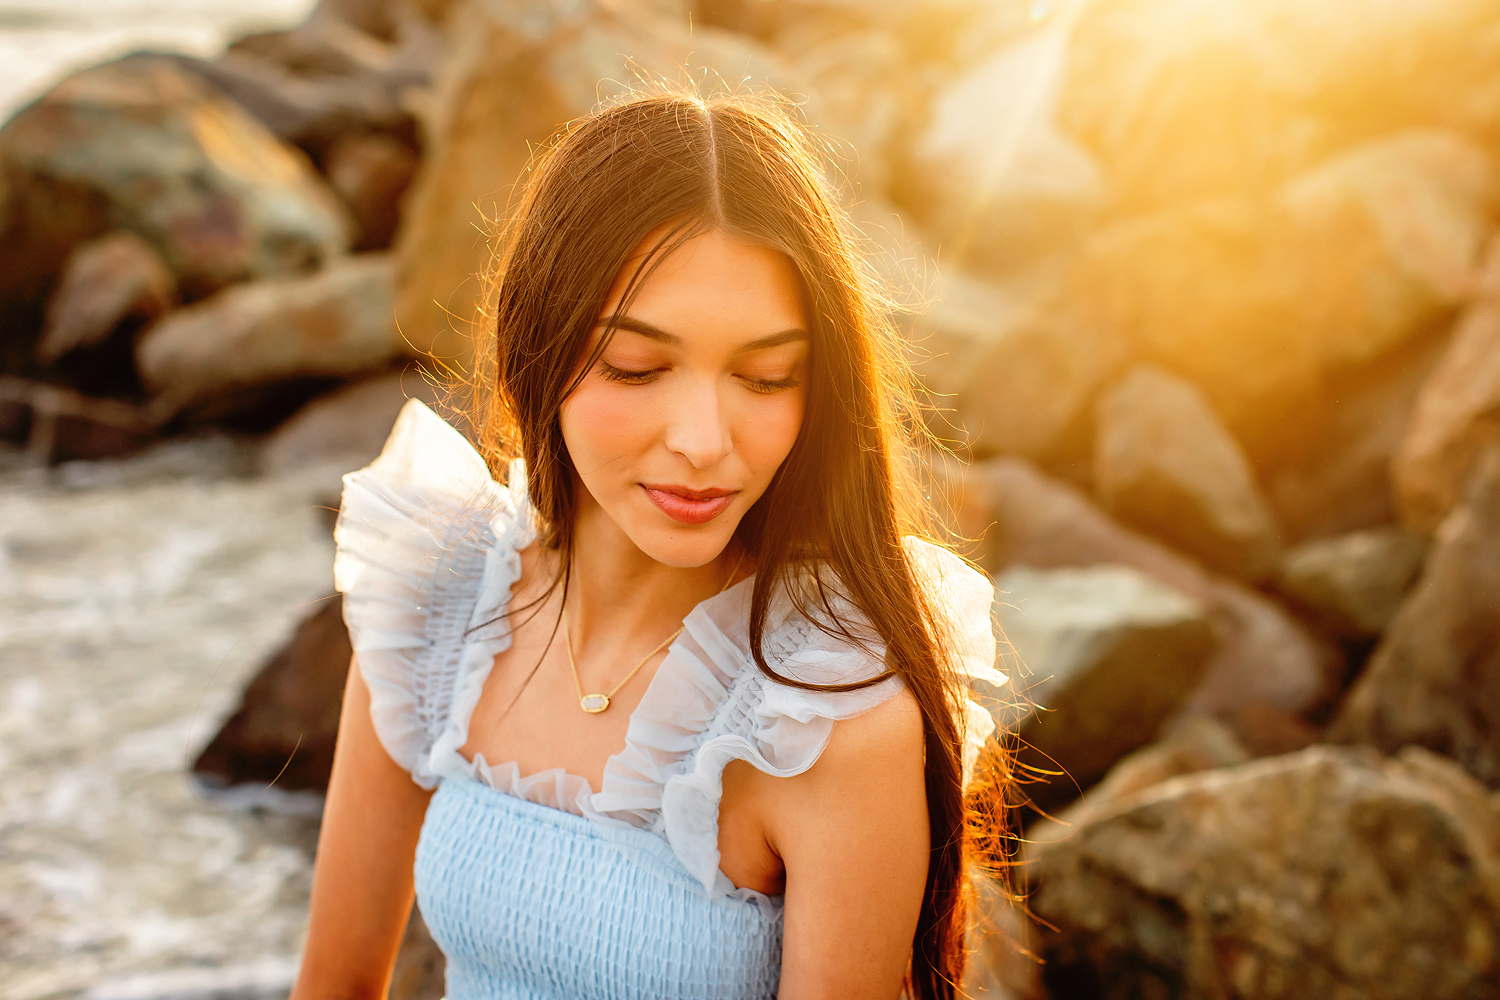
[993,564,1216,813]
[392,1,807,363]
[0,54,351,325]
[1263,325,1451,543]
[1072,131,1496,461]
[168,8,436,164]
[900,21,1107,277]
[1059,0,1500,211]
[1275,528,1427,640]
[1331,449,1500,787]
[1395,266,1500,532]
[1026,745,1500,1000]
[943,457,1339,741]
[1094,365,1282,581]
[137,254,400,416]
[191,596,351,808]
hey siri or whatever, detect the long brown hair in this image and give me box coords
[460,86,1015,999]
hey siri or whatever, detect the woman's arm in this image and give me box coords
[291,656,434,1000]
[769,689,931,1000]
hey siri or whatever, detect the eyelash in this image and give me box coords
[597,362,801,394]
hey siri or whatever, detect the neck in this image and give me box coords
[560,490,741,645]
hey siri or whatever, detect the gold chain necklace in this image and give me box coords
[563,549,745,714]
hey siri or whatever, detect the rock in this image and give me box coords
[1071,131,1496,461]
[1264,326,1451,543]
[170,3,442,165]
[1276,528,1427,640]
[393,2,807,363]
[1095,365,1282,581]
[137,254,400,416]
[325,131,420,251]
[1331,449,1500,788]
[957,302,1128,465]
[1059,0,1500,211]
[1029,715,1250,848]
[0,55,351,309]
[260,367,442,502]
[0,376,162,465]
[993,564,1216,813]
[36,233,177,395]
[942,456,1339,733]
[771,26,910,197]
[901,21,1106,277]
[1026,746,1500,1000]
[1395,297,1500,534]
[192,596,351,806]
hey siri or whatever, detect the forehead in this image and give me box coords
[602,226,808,343]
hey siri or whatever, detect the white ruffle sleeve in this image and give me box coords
[332,399,531,788]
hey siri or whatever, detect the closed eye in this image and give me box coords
[739,374,801,394]
[598,361,666,384]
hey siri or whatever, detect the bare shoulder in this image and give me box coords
[768,686,926,830]
[809,686,924,784]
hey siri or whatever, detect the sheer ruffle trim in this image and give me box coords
[333,399,531,789]
[651,540,1002,898]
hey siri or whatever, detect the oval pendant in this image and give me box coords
[580,693,610,714]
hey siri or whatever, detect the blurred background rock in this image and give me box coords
[4,0,1500,998]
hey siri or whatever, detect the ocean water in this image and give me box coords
[0,0,318,123]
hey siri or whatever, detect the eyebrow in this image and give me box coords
[600,314,809,353]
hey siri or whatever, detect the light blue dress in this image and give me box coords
[333,401,1004,1000]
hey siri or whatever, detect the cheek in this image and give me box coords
[559,383,658,471]
[733,391,806,474]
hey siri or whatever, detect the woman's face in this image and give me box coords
[559,226,810,568]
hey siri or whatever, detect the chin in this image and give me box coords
[630,523,739,569]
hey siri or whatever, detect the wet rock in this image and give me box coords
[0,376,161,465]
[994,564,1216,813]
[1026,746,1500,1000]
[0,54,351,308]
[1072,131,1495,462]
[901,22,1106,277]
[393,2,806,362]
[1395,294,1500,533]
[1331,449,1500,788]
[1060,0,1500,211]
[1276,528,1427,640]
[37,232,177,369]
[192,596,350,806]
[137,254,399,416]
[943,457,1339,732]
[1095,365,1282,582]
[325,131,420,251]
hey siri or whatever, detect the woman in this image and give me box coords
[292,88,1011,1000]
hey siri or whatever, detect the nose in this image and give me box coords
[662,374,733,470]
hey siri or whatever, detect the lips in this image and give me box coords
[642,484,739,525]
